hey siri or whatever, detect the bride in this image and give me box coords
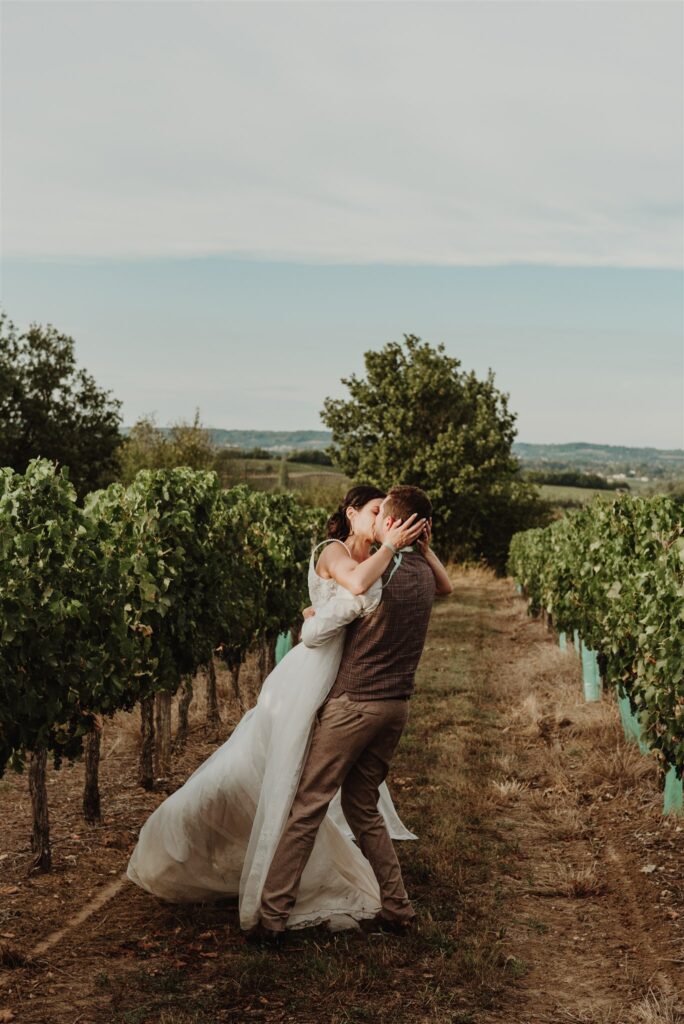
[126,485,435,932]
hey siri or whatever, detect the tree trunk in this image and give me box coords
[258,635,277,684]
[154,690,173,778]
[28,747,51,871]
[266,635,277,678]
[228,660,245,715]
[597,650,608,689]
[257,637,268,684]
[83,722,102,823]
[289,624,299,650]
[139,695,155,790]
[174,675,194,751]
[206,658,222,729]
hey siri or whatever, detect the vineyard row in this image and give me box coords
[507,494,684,815]
[0,458,324,868]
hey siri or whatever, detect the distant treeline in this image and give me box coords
[220,447,334,466]
[523,470,627,491]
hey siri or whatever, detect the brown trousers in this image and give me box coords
[260,693,414,931]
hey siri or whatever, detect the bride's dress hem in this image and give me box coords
[125,560,416,933]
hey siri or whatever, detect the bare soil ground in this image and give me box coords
[0,569,682,1024]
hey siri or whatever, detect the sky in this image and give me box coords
[1,1,683,447]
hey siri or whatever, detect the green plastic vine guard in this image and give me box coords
[613,687,683,815]
[275,632,293,665]
[614,687,650,755]
[515,582,522,595]
[663,764,684,817]
[558,631,567,651]
[579,640,601,702]
[573,628,580,652]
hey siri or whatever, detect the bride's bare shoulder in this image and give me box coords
[316,539,351,577]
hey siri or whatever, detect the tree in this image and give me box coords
[321,334,550,571]
[0,311,123,497]
[116,414,172,482]
[166,408,216,470]
[116,409,216,483]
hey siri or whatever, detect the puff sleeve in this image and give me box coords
[300,580,382,649]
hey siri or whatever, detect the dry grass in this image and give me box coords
[490,778,530,803]
[521,860,607,899]
[576,745,658,795]
[451,561,500,584]
[555,988,684,1024]
[626,989,684,1024]
[525,802,588,841]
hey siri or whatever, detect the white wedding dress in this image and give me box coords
[126,540,416,931]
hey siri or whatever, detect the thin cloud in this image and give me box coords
[2,1,682,267]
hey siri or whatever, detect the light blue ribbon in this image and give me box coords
[382,552,403,588]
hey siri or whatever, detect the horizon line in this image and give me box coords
[123,426,684,455]
[4,254,683,273]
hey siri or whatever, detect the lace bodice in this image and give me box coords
[307,559,341,609]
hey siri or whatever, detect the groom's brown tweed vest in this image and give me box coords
[328,551,436,702]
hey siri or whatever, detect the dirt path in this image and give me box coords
[0,570,682,1023]
[474,574,684,1023]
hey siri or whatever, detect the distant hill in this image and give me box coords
[512,442,684,477]
[121,427,684,476]
[120,427,334,452]
[208,429,332,452]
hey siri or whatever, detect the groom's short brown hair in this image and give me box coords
[383,485,432,523]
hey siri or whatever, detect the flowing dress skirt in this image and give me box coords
[126,628,415,930]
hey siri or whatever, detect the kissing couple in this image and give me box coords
[127,483,453,938]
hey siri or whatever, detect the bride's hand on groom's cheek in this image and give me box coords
[385,513,428,549]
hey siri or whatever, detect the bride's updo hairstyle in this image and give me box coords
[326,485,386,541]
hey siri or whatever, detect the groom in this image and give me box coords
[258,484,440,937]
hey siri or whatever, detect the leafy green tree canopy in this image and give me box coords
[117,409,216,483]
[321,334,550,570]
[0,311,123,497]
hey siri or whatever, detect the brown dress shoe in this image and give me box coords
[360,913,416,935]
[244,921,286,946]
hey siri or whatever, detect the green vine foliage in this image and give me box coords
[213,487,326,669]
[0,459,328,777]
[120,467,228,699]
[0,460,98,773]
[507,495,684,779]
